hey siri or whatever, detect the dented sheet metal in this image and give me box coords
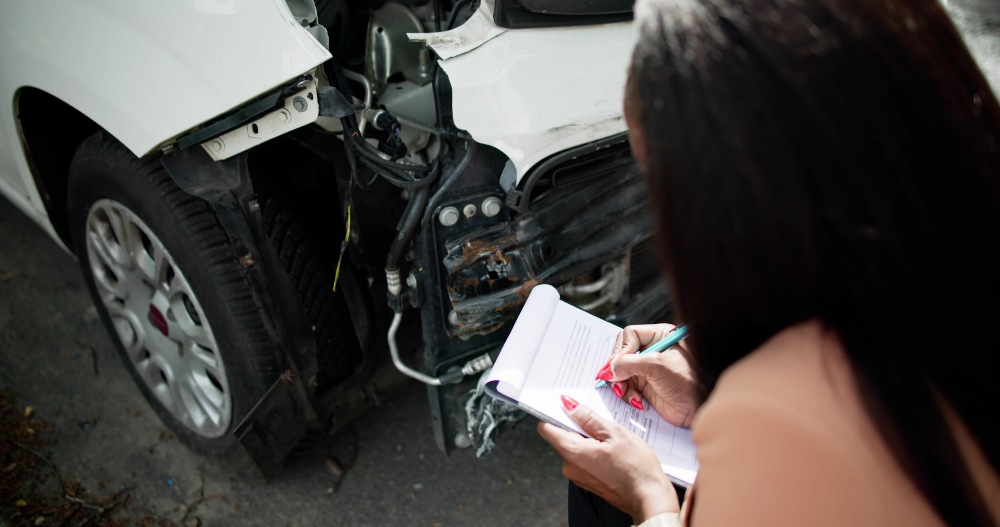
[416,1,637,183]
[408,0,506,60]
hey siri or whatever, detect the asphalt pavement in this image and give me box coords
[0,195,567,525]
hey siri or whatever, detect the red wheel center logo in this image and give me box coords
[148,305,169,337]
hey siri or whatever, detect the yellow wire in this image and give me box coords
[332,202,351,292]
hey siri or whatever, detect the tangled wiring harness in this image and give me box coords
[317,61,440,297]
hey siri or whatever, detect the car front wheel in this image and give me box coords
[67,132,278,452]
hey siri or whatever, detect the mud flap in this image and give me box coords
[233,371,309,480]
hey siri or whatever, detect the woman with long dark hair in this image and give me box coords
[538,0,1000,525]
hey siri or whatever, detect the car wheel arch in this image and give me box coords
[15,86,101,250]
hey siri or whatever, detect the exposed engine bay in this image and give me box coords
[171,0,668,474]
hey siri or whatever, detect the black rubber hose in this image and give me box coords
[386,185,431,271]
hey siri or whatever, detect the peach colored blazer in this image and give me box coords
[683,321,999,526]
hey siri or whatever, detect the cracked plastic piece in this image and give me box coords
[465,370,525,457]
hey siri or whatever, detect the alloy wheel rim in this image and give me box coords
[84,199,231,438]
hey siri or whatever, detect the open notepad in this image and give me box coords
[486,284,698,486]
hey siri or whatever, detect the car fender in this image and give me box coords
[0,0,331,160]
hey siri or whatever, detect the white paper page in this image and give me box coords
[487,284,561,398]
[517,302,700,484]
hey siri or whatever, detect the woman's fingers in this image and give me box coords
[561,396,615,441]
[537,396,682,521]
[611,324,677,358]
[599,323,678,383]
[609,351,657,382]
[536,420,585,451]
[610,348,698,427]
[622,383,645,410]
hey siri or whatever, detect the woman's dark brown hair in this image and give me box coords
[629,0,1000,524]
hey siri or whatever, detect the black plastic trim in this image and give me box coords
[505,133,631,213]
[518,0,633,15]
[494,0,633,29]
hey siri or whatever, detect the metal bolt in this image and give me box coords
[248,200,261,214]
[448,310,460,326]
[292,96,308,112]
[463,204,477,218]
[418,47,433,80]
[277,109,291,123]
[209,139,225,152]
[481,196,503,217]
[439,206,460,227]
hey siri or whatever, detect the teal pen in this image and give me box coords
[595,325,689,388]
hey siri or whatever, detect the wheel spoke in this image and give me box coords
[188,344,224,380]
[186,374,224,426]
[106,303,144,356]
[167,369,190,421]
[86,231,129,298]
[132,233,157,285]
[86,226,117,270]
[104,205,132,267]
[169,292,212,347]
[137,356,174,412]
[154,246,173,289]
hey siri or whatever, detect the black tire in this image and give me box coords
[67,132,279,453]
[255,177,361,394]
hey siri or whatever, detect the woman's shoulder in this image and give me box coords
[703,321,856,416]
[687,321,943,526]
[692,320,880,471]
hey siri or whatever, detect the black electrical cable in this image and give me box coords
[328,57,434,180]
[348,133,432,174]
[324,57,442,288]
[359,157,439,190]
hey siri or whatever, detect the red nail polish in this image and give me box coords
[612,384,623,399]
[596,364,614,382]
[561,395,579,410]
[630,397,644,410]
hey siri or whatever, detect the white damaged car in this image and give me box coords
[0,0,669,475]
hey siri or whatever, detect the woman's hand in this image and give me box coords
[537,396,679,523]
[597,324,698,427]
